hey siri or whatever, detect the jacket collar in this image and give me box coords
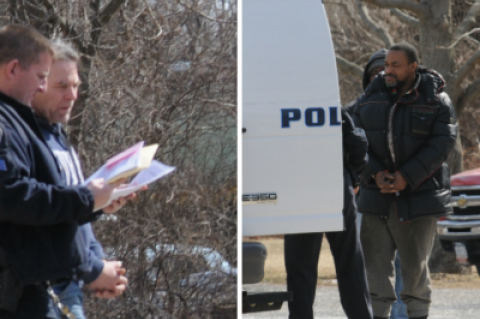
[35,115,62,136]
[364,66,445,105]
[0,90,34,116]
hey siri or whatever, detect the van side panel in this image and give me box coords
[243,0,344,236]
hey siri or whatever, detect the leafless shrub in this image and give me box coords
[0,0,236,317]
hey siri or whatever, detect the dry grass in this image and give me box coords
[244,236,337,286]
[245,237,480,289]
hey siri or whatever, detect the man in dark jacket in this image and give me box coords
[344,49,388,116]
[284,108,373,319]
[353,42,457,319]
[0,25,118,318]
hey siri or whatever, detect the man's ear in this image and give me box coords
[410,62,418,73]
[4,59,19,79]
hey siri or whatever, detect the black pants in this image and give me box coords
[0,284,61,319]
[284,171,373,319]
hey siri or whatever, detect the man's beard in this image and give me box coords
[384,74,406,90]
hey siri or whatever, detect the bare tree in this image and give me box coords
[1,0,237,317]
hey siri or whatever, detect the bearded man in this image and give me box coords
[352,42,457,319]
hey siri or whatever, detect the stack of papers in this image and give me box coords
[100,160,175,209]
[84,142,176,209]
[85,141,160,184]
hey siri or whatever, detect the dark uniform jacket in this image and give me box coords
[352,67,457,221]
[343,49,387,187]
[342,108,368,183]
[0,92,96,288]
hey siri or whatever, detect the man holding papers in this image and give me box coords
[0,25,124,319]
[31,39,134,319]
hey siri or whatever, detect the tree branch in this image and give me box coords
[99,0,125,26]
[142,0,163,39]
[457,77,480,114]
[362,0,425,16]
[441,27,480,49]
[356,0,394,48]
[454,0,480,40]
[38,0,79,40]
[336,56,364,78]
[467,35,480,46]
[453,49,480,87]
[390,8,419,27]
[38,0,54,12]
[177,0,235,23]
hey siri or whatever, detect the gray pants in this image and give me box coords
[360,205,437,318]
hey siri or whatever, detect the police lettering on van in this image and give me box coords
[281,107,341,128]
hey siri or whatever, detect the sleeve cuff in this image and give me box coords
[83,257,104,285]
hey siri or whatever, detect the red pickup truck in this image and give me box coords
[437,168,480,273]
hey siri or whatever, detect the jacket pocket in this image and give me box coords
[411,111,434,139]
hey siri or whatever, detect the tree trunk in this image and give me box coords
[418,0,455,77]
[417,0,463,175]
[416,0,464,273]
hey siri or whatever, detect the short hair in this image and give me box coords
[0,24,53,69]
[51,38,79,64]
[389,42,419,65]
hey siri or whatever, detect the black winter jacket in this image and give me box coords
[352,67,457,221]
[0,92,96,286]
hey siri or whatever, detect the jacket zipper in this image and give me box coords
[385,100,397,220]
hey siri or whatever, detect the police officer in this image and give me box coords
[284,107,373,319]
[0,24,119,318]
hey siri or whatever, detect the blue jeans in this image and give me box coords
[391,254,408,319]
[52,281,86,319]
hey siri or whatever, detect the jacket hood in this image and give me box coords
[363,49,388,91]
[416,66,446,104]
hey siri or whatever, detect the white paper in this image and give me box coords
[98,160,175,209]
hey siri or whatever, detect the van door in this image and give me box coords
[242,0,344,236]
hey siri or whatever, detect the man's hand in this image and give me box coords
[87,178,118,211]
[378,171,408,193]
[353,186,359,195]
[87,260,128,299]
[392,172,408,192]
[374,171,395,192]
[102,185,148,214]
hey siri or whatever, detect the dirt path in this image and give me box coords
[243,283,480,318]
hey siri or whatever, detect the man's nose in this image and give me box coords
[65,87,78,100]
[38,78,48,93]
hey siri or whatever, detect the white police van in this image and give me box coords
[242,0,344,313]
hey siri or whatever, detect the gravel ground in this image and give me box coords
[243,284,480,318]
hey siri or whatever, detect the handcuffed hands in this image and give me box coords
[374,171,408,193]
